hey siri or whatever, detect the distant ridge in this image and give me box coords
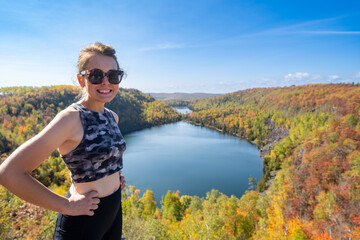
[147,92,221,100]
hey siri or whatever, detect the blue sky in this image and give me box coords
[0,0,359,93]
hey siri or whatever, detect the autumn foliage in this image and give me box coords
[181,83,360,239]
[0,86,180,239]
[0,83,359,239]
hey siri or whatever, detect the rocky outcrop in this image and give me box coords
[259,118,289,194]
[259,118,289,159]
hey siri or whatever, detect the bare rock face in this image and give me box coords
[259,118,289,159]
[259,118,289,194]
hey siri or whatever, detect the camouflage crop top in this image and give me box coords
[61,103,126,183]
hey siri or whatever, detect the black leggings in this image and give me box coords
[53,187,122,240]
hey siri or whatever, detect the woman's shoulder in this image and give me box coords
[52,105,81,128]
[59,105,80,118]
[30,105,82,150]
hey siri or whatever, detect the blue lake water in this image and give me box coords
[122,120,263,205]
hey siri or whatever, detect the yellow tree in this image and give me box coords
[254,182,292,239]
[313,190,337,239]
[141,189,156,217]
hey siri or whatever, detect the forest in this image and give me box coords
[0,83,359,239]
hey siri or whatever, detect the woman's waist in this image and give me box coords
[71,171,120,198]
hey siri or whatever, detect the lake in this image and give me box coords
[122,119,263,205]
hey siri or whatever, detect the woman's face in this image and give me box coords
[80,54,119,104]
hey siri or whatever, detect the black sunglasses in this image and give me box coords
[80,68,124,85]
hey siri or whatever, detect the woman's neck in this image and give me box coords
[80,99,105,113]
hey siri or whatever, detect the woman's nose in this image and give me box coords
[101,75,110,84]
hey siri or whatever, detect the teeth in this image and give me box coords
[98,90,111,93]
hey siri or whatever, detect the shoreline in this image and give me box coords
[183,118,289,161]
[184,118,290,192]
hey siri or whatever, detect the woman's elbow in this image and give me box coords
[0,163,22,187]
[0,166,8,186]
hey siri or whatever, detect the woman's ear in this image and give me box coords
[77,74,85,87]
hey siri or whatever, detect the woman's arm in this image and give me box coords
[0,109,99,216]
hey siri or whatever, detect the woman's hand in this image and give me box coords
[66,190,100,216]
[119,170,126,190]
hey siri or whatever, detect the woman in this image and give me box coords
[0,42,127,239]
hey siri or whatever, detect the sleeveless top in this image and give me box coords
[61,103,126,183]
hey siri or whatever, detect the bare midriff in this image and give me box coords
[70,171,120,198]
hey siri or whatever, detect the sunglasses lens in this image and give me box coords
[107,70,121,84]
[85,69,123,84]
[88,69,104,84]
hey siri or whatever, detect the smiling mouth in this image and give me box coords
[97,89,112,94]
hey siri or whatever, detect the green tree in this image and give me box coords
[140,189,156,217]
[162,190,183,222]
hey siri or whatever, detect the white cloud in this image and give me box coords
[298,31,360,35]
[237,16,357,38]
[281,72,349,84]
[259,72,360,88]
[226,16,360,40]
[327,75,341,82]
[138,42,184,51]
[284,72,310,81]
[128,71,360,94]
[311,74,322,80]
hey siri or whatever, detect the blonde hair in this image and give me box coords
[77,42,123,99]
[77,42,120,73]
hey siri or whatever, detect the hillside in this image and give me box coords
[0,84,359,239]
[0,86,181,154]
[182,83,360,239]
[148,92,220,100]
